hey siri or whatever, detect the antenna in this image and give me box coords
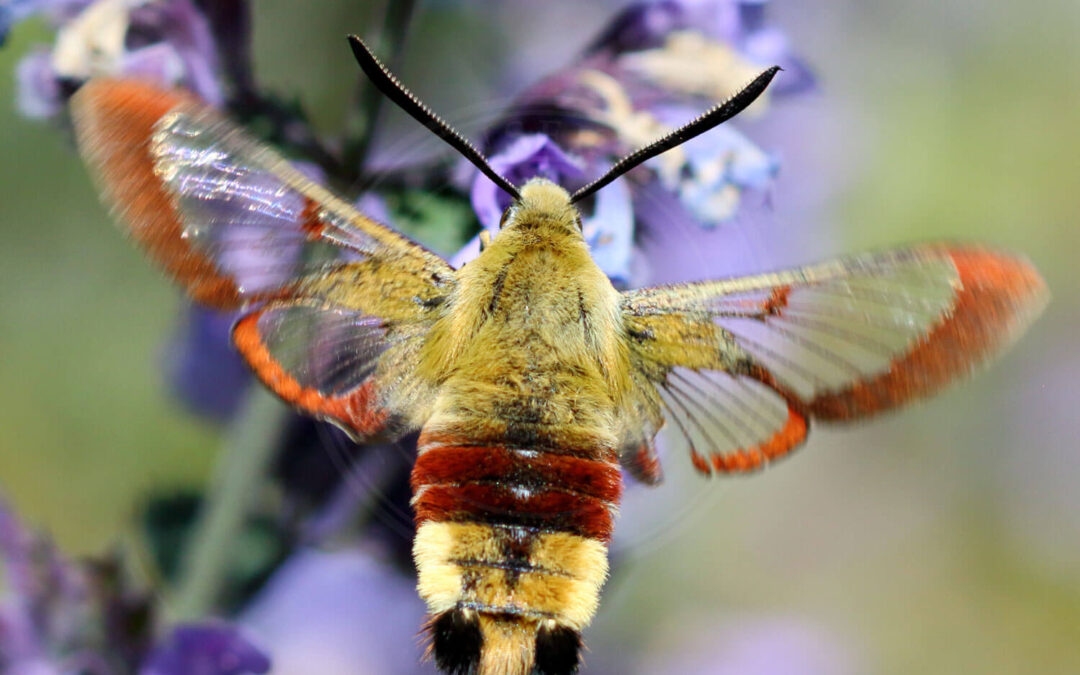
[347,35,521,201]
[570,66,781,204]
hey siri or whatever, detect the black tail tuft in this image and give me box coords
[534,624,582,675]
[428,609,483,675]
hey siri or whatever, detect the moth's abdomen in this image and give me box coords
[411,417,622,674]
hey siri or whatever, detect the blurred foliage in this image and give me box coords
[1,2,1078,673]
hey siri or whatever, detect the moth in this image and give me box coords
[70,36,1047,675]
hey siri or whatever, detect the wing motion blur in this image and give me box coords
[621,245,1048,476]
[71,79,453,439]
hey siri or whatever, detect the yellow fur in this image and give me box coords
[477,615,536,675]
[411,180,628,673]
[414,521,609,629]
[418,180,633,410]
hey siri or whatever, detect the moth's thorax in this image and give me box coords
[419,177,630,403]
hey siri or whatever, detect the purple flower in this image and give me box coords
[240,548,435,674]
[470,134,586,231]
[141,623,270,675]
[469,0,814,287]
[10,0,222,121]
[590,0,814,94]
[1,1,93,46]
[0,494,88,671]
[125,0,223,105]
[1,492,276,674]
[165,305,252,422]
[14,47,67,119]
[462,133,638,283]
[0,495,157,673]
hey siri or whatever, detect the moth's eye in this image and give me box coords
[499,208,512,229]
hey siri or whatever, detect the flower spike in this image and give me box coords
[570,66,781,204]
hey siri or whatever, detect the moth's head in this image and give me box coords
[501,177,582,234]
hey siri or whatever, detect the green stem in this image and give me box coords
[170,388,287,620]
[342,0,419,182]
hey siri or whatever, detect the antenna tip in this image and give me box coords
[346,35,375,62]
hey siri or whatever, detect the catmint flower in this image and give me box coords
[1,494,270,674]
[459,133,637,283]
[240,549,435,674]
[1,0,93,46]
[9,0,222,121]
[469,134,586,232]
[140,623,270,675]
[471,0,812,286]
[166,304,253,422]
[14,46,67,118]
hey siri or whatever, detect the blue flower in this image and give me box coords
[463,133,638,284]
[125,0,223,105]
[141,623,271,675]
[1,0,92,46]
[471,0,814,286]
[470,134,586,231]
[165,305,253,422]
[0,493,88,671]
[1,493,271,674]
[10,0,222,120]
[240,549,434,674]
[650,103,780,224]
[14,46,66,118]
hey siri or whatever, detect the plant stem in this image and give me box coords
[342,0,418,183]
[170,388,287,620]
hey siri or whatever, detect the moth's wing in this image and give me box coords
[70,78,454,307]
[71,79,454,438]
[232,300,422,440]
[621,245,1047,476]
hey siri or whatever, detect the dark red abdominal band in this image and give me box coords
[412,431,622,543]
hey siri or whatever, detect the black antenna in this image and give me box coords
[347,35,521,201]
[570,66,781,204]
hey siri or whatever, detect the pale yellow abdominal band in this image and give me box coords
[414,521,609,630]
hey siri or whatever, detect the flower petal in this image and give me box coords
[140,623,271,675]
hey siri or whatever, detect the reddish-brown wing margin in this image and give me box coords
[621,245,1048,476]
[70,79,454,438]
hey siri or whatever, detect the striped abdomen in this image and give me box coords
[412,415,622,675]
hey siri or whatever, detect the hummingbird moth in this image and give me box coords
[70,36,1047,675]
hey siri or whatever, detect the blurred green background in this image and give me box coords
[1,1,1078,673]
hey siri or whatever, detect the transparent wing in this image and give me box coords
[72,79,453,435]
[622,245,1047,475]
[233,301,429,439]
[654,366,807,474]
[71,78,453,308]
